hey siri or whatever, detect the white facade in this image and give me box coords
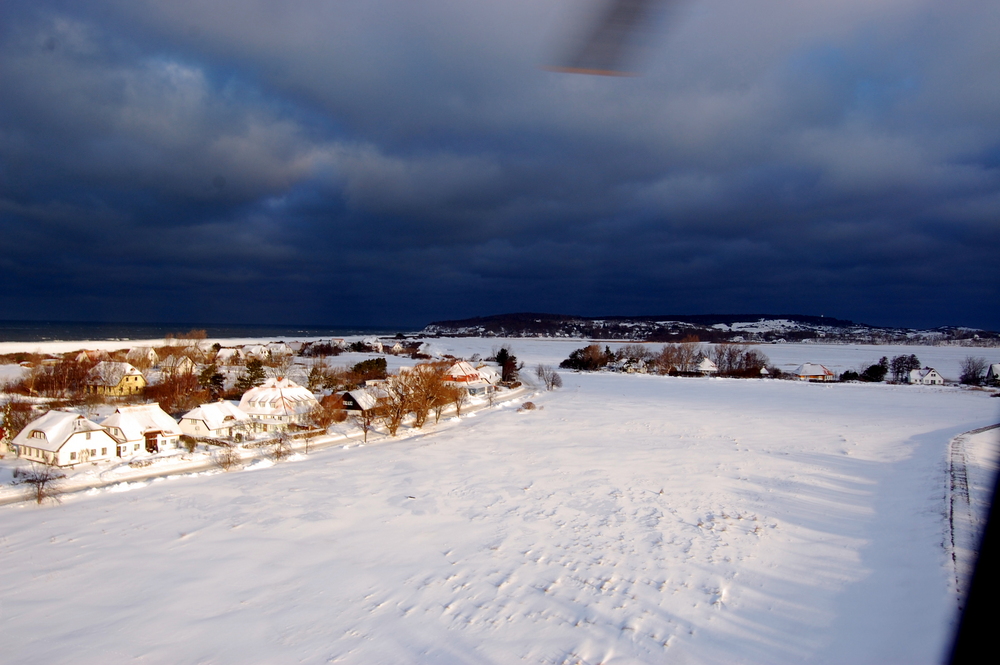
[101,404,183,455]
[12,411,120,466]
[695,357,719,376]
[908,368,944,385]
[180,401,251,439]
[239,378,319,432]
[215,347,245,365]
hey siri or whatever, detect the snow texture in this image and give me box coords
[0,339,998,664]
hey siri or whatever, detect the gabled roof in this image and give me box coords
[87,361,143,386]
[696,357,718,373]
[909,367,942,381]
[215,348,244,362]
[239,378,319,417]
[12,411,107,452]
[345,388,379,412]
[476,364,501,384]
[100,404,182,442]
[444,361,480,382]
[793,363,834,377]
[160,355,195,369]
[126,347,159,364]
[181,401,249,430]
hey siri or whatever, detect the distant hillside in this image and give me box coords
[422,313,1000,345]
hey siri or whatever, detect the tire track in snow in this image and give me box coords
[947,422,1000,608]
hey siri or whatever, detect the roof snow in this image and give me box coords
[100,404,182,442]
[12,411,107,452]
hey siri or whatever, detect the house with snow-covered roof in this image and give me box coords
[695,357,719,376]
[342,388,381,413]
[908,368,944,385]
[266,342,293,357]
[443,361,481,383]
[160,355,196,376]
[792,363,835,381]
[13,411,120,466]
[100,404,183,455]
[86,361,146,396]
[180,401,251,440]
[215,347,245,365]
[239,378,319,432]
[986,364,1000,386]
[243,344,270,360]
[126,347,159,368]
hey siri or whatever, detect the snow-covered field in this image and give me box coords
[1,339,999,664]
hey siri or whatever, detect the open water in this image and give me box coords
[0,321,415,343]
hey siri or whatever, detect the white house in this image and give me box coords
[476,364,502,385]
[100,403,183,455]
[695,357,719,376]
[987,364,1000,386]
[160,355,196,375]
[215,347,245,365]
[239,378,319,432]
[265,342,293,357]
[792,363,836,381]
[908,367,945,385]
[126,347,159,368]
[13,411,120,466]
[180,401,251,440]
[243,344,270,360]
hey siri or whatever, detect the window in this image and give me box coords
[86,432,91,440]
[134,444,140,450]
[70,451,77,460]
[101,448,107,455]
[30,430,44,439]
[91,449,96,456]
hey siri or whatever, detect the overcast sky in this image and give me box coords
[1,1,998,329]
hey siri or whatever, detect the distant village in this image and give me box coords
[1,334,998,478]
[556,341,999,387]
[0,334,516,470]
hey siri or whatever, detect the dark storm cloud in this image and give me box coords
[1,1,998,329]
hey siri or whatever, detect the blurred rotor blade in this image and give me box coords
[544,0,664,76]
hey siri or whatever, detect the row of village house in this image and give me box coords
[8,360,503,467]
[625,356,950,384]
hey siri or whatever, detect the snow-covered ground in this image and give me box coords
[2,338,998,664]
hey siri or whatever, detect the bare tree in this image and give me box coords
[960,356,988,385]
[16,464,66,504]
[215,443,241,471]
[377,375,413,436]
[354,406,378,444]
[2,397,36,443]
[270,432,293,461]
[446,384,468,417]
[535,364,562,390]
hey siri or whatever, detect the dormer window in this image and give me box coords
[30,430,45,439]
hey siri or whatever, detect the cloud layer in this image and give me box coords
[1,1,998,328]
